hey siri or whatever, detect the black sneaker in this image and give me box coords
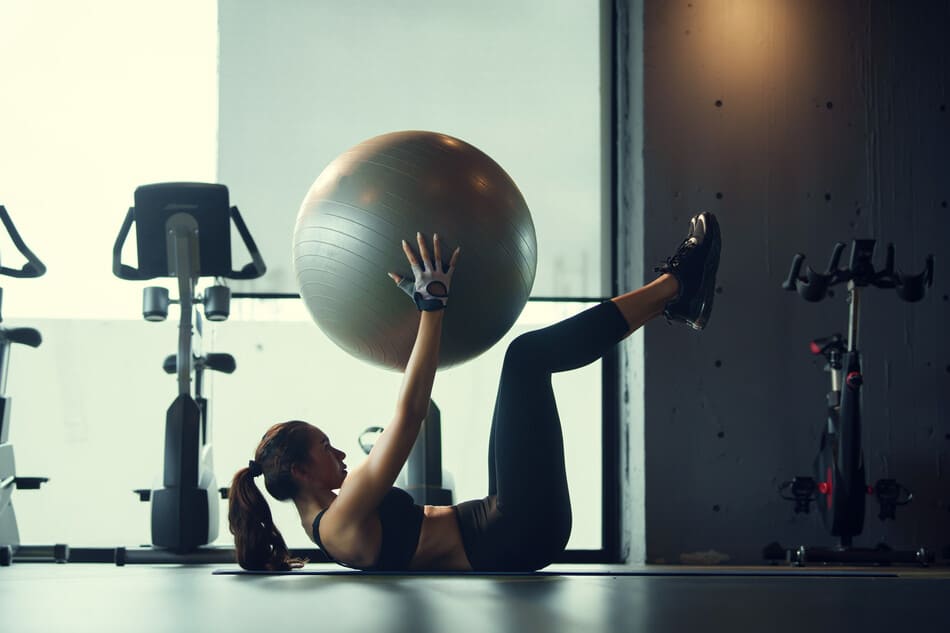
[655,212,721,330]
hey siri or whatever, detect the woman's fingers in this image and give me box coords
[416,232,432,270]
[401,239,420,268]
[432,233,443,269]
[402,233,456,274]
[394,232,458,310]
[447,246,461,274]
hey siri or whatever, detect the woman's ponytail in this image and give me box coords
[228,466,307,571]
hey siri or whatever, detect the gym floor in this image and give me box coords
[2,563,948,633]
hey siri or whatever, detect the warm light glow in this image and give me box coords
[471,173,491,192]
[698,0,804,86]
[358,187,379,205]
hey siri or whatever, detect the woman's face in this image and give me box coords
[301,426,348,491]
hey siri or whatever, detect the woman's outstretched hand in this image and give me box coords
[388,232,461,311]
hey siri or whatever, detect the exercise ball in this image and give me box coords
[294,130,537,370]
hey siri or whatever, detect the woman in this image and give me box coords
[228,212,721,572]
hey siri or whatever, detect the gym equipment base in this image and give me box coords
[0,543,69,565]
[764,541,934,566]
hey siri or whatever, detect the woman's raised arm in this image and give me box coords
[329,233,459,522]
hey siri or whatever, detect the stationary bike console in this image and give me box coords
[113,182,265,281]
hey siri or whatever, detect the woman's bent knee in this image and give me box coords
[504,332,547,369]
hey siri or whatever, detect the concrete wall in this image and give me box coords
[635,0,949,564]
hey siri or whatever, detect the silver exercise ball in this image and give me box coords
[293,130,537,370]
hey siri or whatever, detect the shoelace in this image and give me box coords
[654,237,698,274]
[654,236,699,325]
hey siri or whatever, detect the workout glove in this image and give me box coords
[390,233,460,312]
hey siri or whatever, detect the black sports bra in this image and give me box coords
[312,487,425,571]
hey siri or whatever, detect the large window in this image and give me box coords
[0,0,218,320]
[5,1,615,559]
[216,0,605,299]
[215,0,610,554]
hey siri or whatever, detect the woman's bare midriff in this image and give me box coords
[307,503,473,571]
[409,505,473,571]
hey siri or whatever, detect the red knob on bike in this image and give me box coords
[846,371,863,389]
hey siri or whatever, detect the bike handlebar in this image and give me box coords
[783,239,933,303]
[0,205,46,278]
[0,327,42,348]
[112,204,266,281]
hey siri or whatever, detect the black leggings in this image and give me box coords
[454,300,630,571]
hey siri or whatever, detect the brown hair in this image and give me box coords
[228,420,313,570]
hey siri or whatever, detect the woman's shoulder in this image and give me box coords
[318,486,403,534]
[317,503,383,568]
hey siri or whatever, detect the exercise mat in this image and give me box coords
[213,567,897,578]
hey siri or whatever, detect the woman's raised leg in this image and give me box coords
[485,212,721,554]
[486,275,678,504]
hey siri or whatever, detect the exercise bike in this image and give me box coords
[764,239,935,566]
[0,206,64,566]
[110,182,266,564]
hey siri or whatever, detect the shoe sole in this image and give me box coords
[689,213,721,330]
